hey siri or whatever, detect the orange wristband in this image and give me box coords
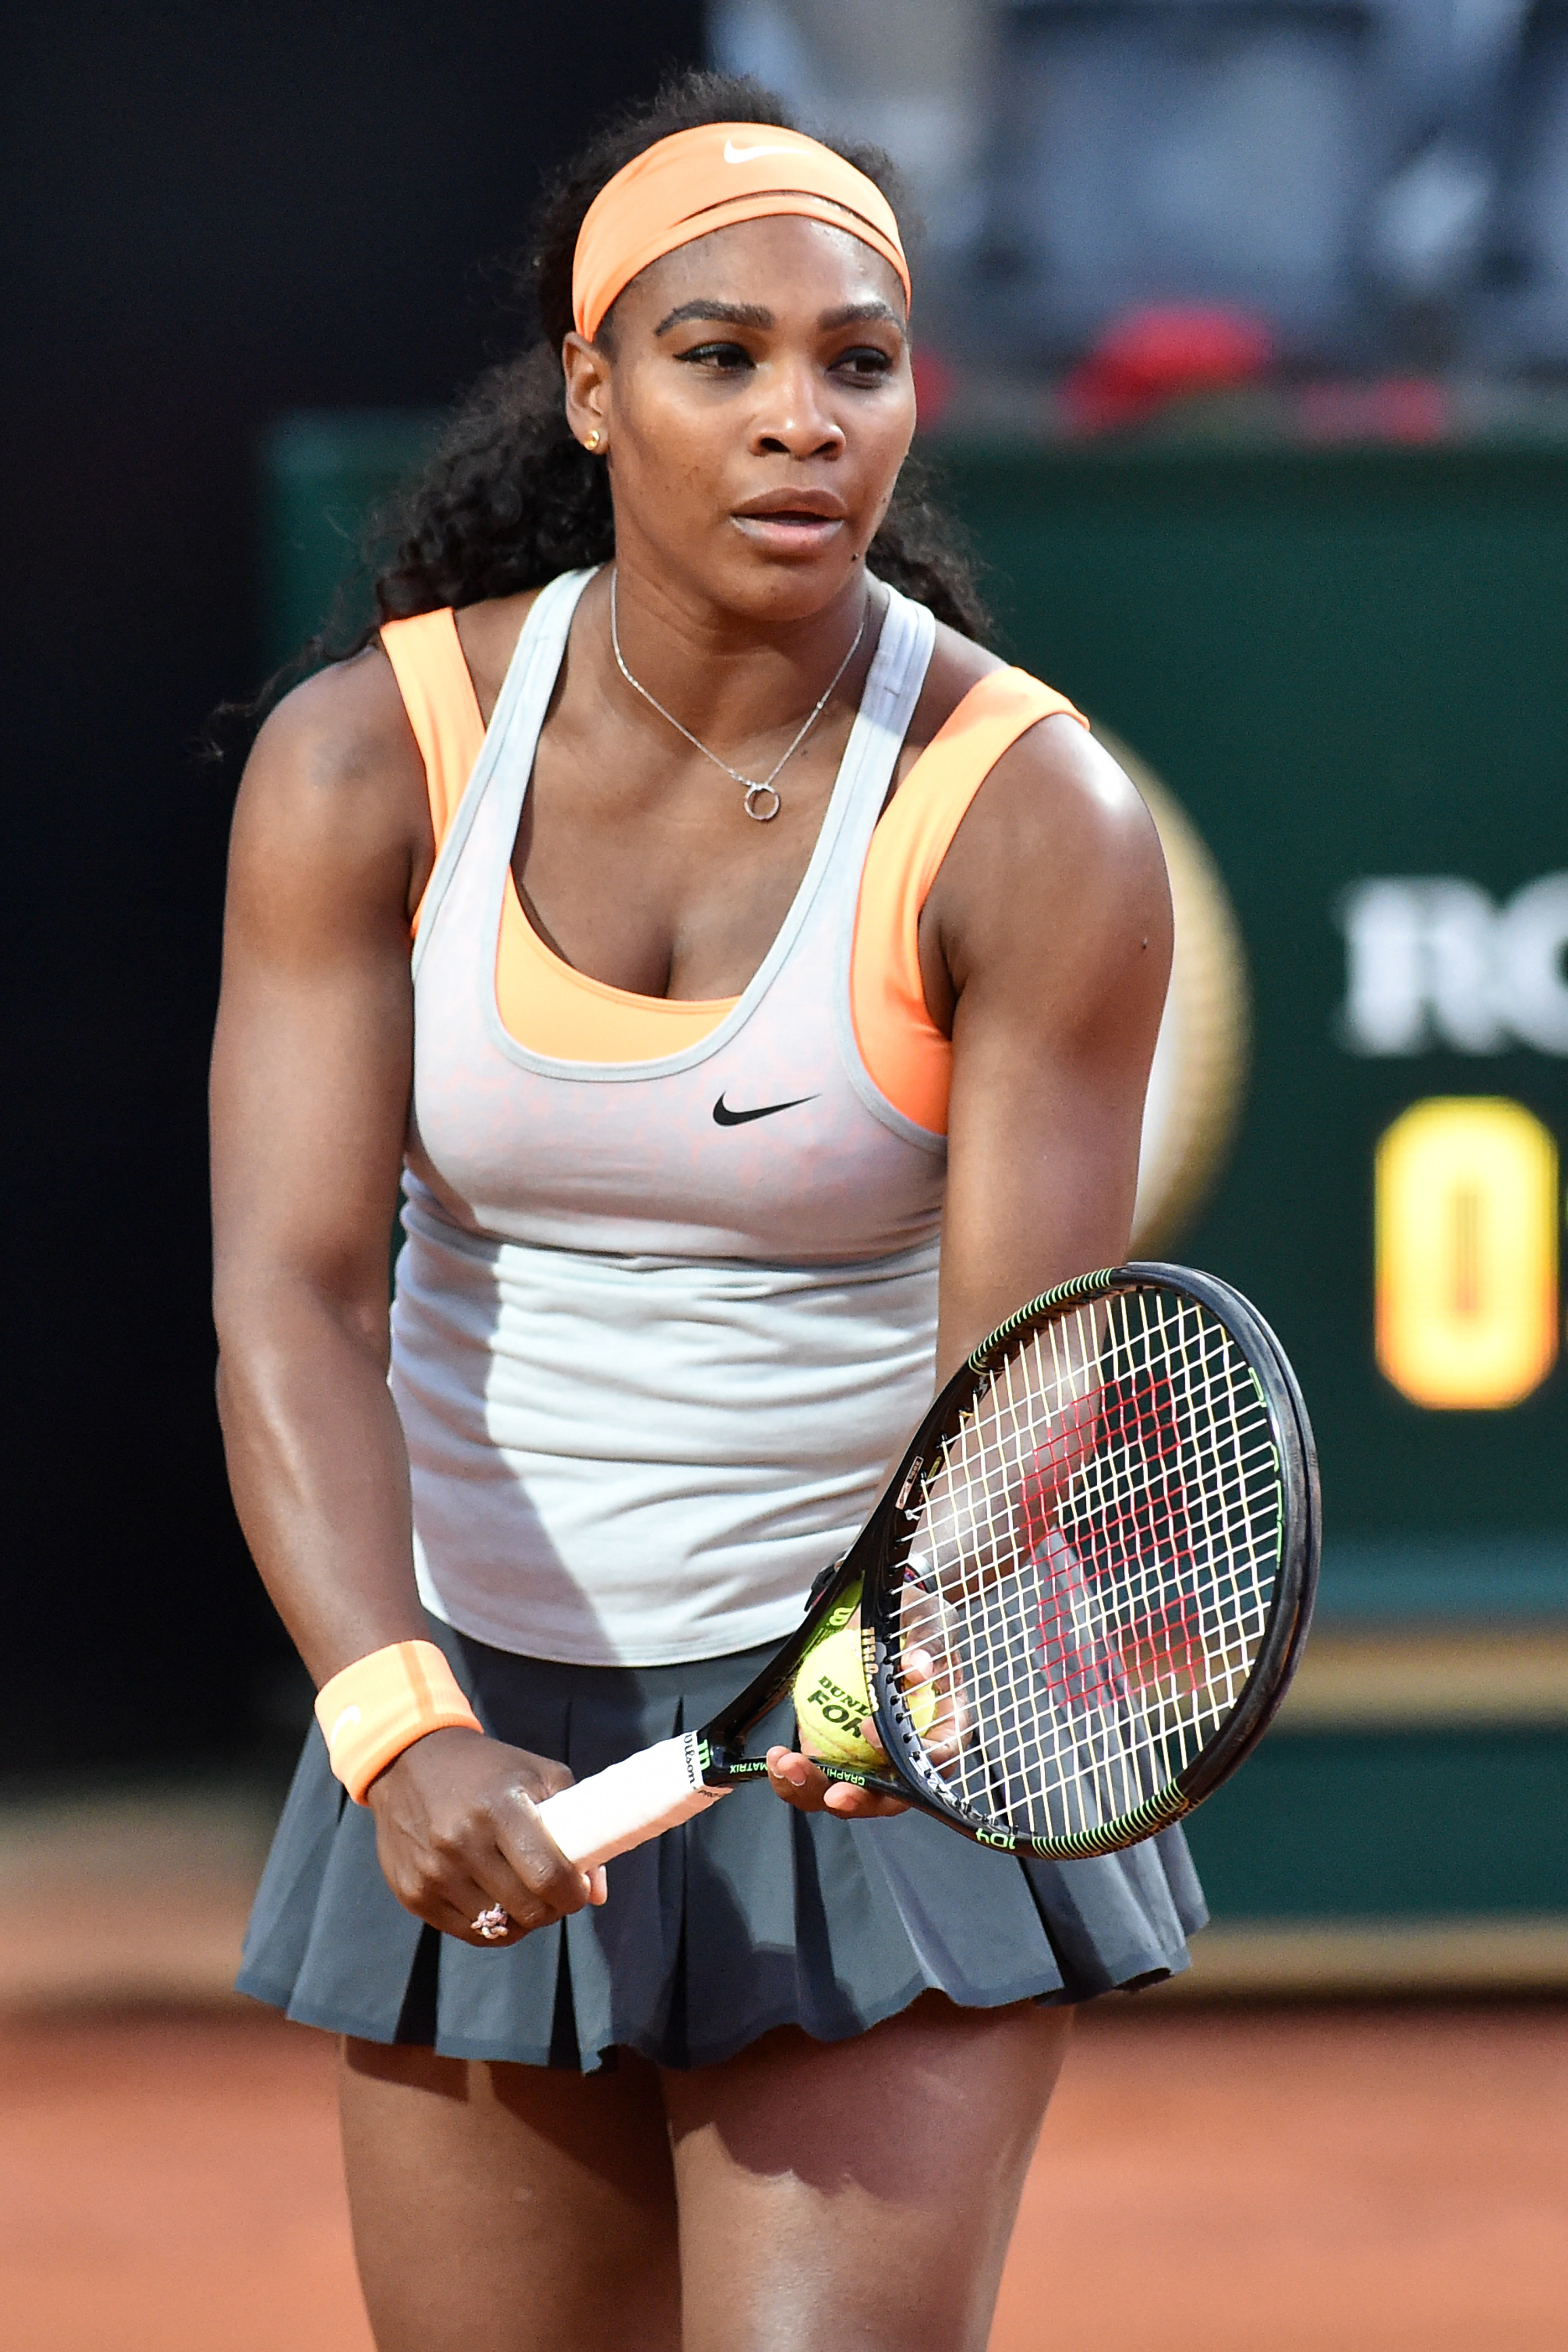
[314,1640,482,1804]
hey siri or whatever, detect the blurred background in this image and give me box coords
[4,2,1566,2345]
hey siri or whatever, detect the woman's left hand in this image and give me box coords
[762,1746,909,1818]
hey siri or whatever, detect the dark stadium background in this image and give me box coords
[4,3,706,1772]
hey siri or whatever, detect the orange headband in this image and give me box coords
[572,122,910,343]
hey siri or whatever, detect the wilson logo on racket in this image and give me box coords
[1018,1373,1190,1563]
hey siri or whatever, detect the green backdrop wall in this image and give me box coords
[943,443,1568,1619]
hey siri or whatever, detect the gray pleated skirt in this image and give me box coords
[238,1622,1207,2071]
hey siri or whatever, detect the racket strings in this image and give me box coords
[889,1288,1282,1844]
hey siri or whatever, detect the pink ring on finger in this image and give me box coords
[472,1903,512,1942]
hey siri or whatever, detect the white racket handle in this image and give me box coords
[535,1732,728,1870]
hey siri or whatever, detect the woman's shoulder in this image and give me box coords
[902,616,1007,757]
[235,641,434,916]
[255,577,546,768]
[908,617,1161,909]
[452,587,546,724]
[895,615,1088,787]
[254,637,422,780]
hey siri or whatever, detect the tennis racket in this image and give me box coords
[536,1262,1317,1869]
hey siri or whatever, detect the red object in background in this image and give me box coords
[911,344,956,429]
[1061,305,1275,432]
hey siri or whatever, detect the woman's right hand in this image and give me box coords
[366,1727,607,1946]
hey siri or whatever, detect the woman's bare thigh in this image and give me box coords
[664,1991,1073,2352]
[338,2037,681,2352]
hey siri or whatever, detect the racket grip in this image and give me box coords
[535,1732,728,1870]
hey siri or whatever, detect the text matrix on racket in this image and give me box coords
[883,1288,1282,1848]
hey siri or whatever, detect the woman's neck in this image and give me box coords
[598,551,878,754]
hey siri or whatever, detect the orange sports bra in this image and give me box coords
[381,605,1086,1133]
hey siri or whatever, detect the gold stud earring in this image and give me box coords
[585,429,603,452]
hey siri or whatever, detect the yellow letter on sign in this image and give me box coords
[1376,1097,1559,1409]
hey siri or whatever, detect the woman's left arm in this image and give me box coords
[768,714,1173,1815]
[929,714,1173,1382]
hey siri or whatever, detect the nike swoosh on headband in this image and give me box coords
[712,1092,819,1126]
[723,139,810,165]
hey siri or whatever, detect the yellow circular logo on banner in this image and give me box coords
[1092,731,1251,1256]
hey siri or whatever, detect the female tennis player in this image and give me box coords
[213,69,1205,2352]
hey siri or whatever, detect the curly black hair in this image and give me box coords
[360,67,987,642]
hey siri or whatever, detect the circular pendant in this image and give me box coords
[744,782,782,821]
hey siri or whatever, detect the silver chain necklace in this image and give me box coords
[608,569,869,822]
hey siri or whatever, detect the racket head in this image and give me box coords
[860,1263,1319,1858]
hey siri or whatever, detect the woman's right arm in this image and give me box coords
[211,652,595,1943]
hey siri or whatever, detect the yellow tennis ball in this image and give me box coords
[792,1625,936,1768]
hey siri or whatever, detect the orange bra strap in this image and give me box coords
[379,609,487,932]
[851,668,1089,1133]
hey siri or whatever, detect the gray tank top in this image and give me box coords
[392,568,947,1664]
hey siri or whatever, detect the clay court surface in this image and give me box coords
[1,2001,1564,2351]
